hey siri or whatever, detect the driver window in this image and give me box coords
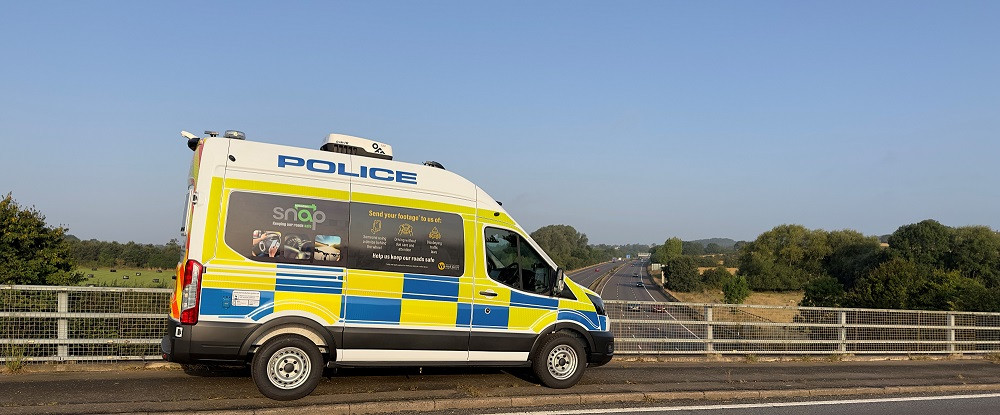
[484,227,554,295]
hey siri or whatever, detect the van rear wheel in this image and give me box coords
[532,333,586,388]
[251,334,323,400]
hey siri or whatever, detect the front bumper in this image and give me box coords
[588,330,614,366]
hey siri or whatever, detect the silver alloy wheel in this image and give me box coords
[546,344,578,380]
[267,346,311,390]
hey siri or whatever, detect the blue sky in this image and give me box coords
[1,1,997,245]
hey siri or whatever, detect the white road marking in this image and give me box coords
[638,262,700,339]
[491,393,1000,415]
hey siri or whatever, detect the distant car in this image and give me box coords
[635,282,643,287]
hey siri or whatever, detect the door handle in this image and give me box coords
[479,290,498,297]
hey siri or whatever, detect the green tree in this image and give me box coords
[654,237,683,264]
[664,256,701,292]
[681,241,704,256]
[800,276,846,307]
[905,270,991,312]
[704,242,725,254]
[701,266,732,289]
[0,193,82,285]
[693,256,721,267]
[531,224,590,269]
[824,231,885,289]
[847,258,918,309]
[150,239,183,269]
[723,275,751,304]
[948,226,1000,287]
[737,224,832,291]
[887,219,953,269]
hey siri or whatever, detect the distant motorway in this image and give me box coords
[564,261,612,289]
[579,259,706,352]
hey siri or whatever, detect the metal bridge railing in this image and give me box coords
[1,285,171,363]
[4,285,1000,364]
[606,300,1000,355]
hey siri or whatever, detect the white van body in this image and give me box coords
[162,132,614,400]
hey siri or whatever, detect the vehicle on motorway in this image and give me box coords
[162,130,614,400]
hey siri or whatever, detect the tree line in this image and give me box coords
[528,225,645,270]
[737,220,1000,312]
[67,238,182,270]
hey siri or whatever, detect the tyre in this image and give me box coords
[251,334,324,400]
[532,333,586,388]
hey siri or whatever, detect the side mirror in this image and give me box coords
[552,268,565,296]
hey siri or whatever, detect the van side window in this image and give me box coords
[224,192,350,267]
[484,228,554,295]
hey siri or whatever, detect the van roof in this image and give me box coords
[320,133,393,160]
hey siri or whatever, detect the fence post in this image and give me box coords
[838,311,847,353]
[947,314,956,353]
[704,305,714,353]
[57,291,68,360]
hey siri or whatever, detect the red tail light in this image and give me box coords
[179,259,203,325]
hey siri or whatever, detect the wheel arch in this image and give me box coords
[529,321,594,360]
[239,316,337,361]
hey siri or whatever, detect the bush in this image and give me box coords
[0,193,82,285]
[693,256,721,267]
[800,276,846,307]
[723,275,751,304]
[701,266,732,289]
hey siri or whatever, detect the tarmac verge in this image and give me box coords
[5,360,1000,414]
[156,383,1000,414]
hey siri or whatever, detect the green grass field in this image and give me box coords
[76,267,174,289]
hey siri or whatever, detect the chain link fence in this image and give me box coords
[5,285,1000,364]
[607,300,1000,355]
[1,285,171,364]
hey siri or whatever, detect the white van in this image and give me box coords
[161,130,614,400]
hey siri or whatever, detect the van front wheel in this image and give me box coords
[532,333,586,388]
[251,334,323,400]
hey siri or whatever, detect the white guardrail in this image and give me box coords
[605,300,1000,355]
[3,285,1000,363]
[1,285,171,363]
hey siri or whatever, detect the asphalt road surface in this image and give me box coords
[593,260,707,352]
[565,261,614,289]
[488,393,1000,415]
[5,360,1000,414]
[598,260,669,302]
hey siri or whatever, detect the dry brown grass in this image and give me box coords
[669,289,804,307]
[696,267,738,275]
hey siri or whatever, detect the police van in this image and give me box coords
[161,130,614,400]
